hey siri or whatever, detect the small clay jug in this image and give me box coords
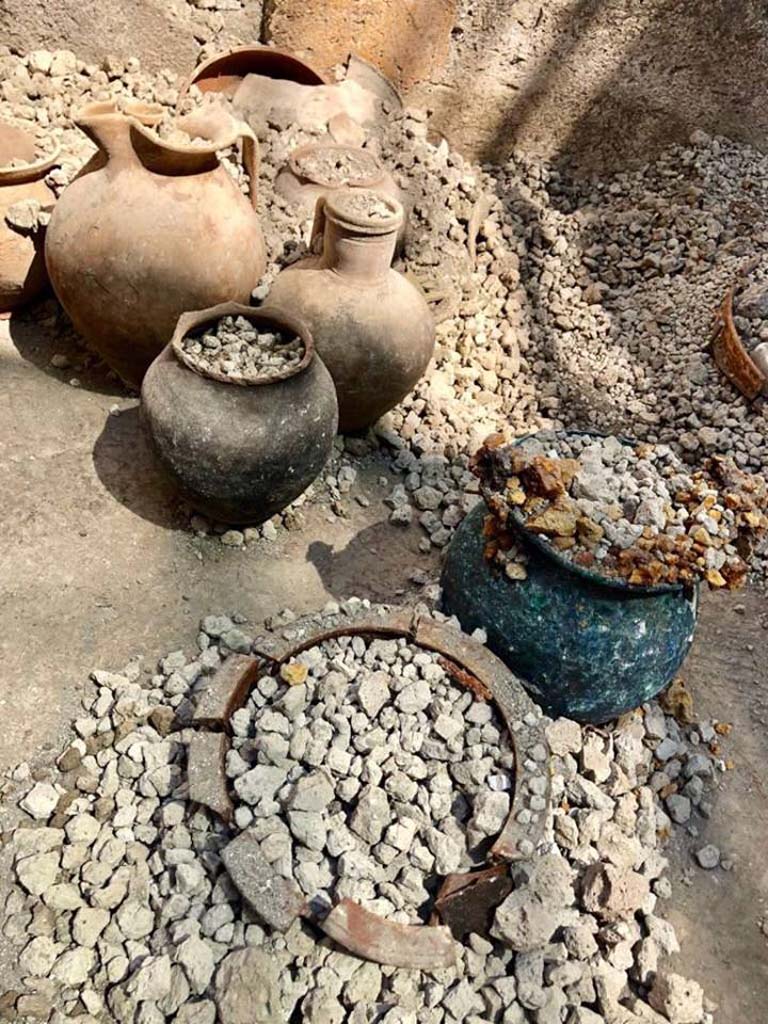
[275,142,407,246]
[45,102,266,387]
[0,126,58,311]
[267,190,434,432]
[141,302,338,524]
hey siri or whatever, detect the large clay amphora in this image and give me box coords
[267,190,434,431]
[0,126,58,312]
[45,102,266,387]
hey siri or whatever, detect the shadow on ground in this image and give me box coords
[307,519,438,602]
[92,404,185,530]
[7,299,129,397]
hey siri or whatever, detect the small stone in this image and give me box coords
[695,844,720,869]
[289,771,334,812]
[20,782,60,820]
[358,671,390,718]
[16,851,60,896]
[51,947,95,986]
[72,907,110,948]
[215,948,284,1024]
[127,954,172,1002]
[395,678,431,714]
[471,790,510,837]
[280,662,308,686]
[665,794,691,825]
[175,936,216,996]
[649,972,704,1024]
[65,813,101,845]
[545,718,581,756]
[19,936,60,976]
[349,786,391,844]
[492,892,560,952]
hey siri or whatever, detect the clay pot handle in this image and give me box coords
[309,195,328,255]
[240,132,260,211]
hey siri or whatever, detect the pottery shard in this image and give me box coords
[187,732,232,823]
[215,948,286,1024]
[320,898,457,969]
[581,862,650,921]
[192,654,261,728]
[221,830,304,931]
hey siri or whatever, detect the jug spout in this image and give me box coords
[74,102,158,165]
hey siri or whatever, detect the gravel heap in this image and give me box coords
[0,49,184,194]
[472,432,768,589]
[180,315,303,381]
[229,635,514,920]
[0,602,730,1024]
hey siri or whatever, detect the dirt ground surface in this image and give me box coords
[1,315,766,1021]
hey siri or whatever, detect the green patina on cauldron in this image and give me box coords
[442,502,700,724]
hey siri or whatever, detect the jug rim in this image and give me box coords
[75,100,255,160]
[323,189,403,235]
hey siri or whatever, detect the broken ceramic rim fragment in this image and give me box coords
[0,146,61,185]
[712,283,768,398]
[186,605,552,968]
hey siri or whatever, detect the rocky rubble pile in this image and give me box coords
[228,636,514,919]
[180,315,303,381]
[0,602,730,1023]
[472,432,768,589]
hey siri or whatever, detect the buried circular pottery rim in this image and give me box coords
[176,43,327,106]
[186,610,552,961]
[288,142,384,188]
[206,609,551,860]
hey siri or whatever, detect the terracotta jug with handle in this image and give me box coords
[45,101,266,387]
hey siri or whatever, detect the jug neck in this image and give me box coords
[321,219,398,283]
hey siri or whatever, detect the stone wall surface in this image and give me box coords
[263,0,457,92]
[408,0,768,170]
[2,0,768,171]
